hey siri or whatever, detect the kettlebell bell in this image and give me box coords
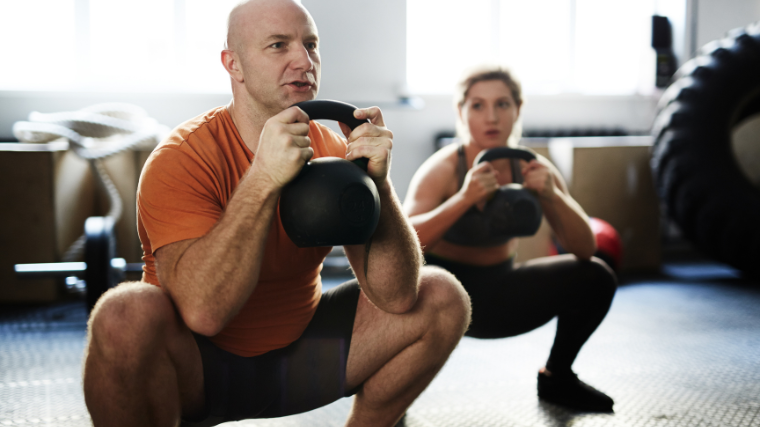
[279,100,381,247]
[442,147,543,247]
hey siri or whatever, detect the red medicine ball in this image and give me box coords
[589,217,623,271]
[550,217,623,271]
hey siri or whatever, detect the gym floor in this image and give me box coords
[1,257,759,427]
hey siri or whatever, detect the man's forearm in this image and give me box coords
[163,166,281,335]
[355,179,423,313]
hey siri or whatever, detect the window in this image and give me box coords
[0,0,239,93]
[407,0,657,95]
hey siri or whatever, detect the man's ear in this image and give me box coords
[221,50,244,83]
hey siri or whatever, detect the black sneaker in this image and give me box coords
[537,371,614,412]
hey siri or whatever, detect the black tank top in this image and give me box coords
[441,144,523,246]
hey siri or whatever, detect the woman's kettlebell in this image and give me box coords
[279,100,381,247]
[443,147,543,247]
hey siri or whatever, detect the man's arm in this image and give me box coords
[340,107,423,315]
[154,107,314,336]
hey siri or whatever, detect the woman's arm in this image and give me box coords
[403,150,498,251]
[522,155,596,260]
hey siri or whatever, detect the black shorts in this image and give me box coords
[182,279,361,426]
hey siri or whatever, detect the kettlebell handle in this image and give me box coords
[292,100,370,170]
[476,147,536,164]
[293,100,367,130]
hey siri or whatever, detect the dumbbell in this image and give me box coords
[14,216,144,312]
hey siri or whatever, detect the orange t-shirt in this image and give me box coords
[136,106,347,357]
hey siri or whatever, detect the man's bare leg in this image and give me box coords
[83,282,205,427]
[344,266,471,426]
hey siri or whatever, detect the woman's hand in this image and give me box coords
[460,161,500,208]
[522,159,557,201]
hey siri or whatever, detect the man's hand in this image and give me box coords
[254,106,314,189]
[338,107,393,186]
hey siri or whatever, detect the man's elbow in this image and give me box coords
[180,305,226,337]
[382,295,418,315]
[381,283,419,314]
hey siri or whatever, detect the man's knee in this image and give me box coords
[87,281,178,354]
[418,266,472,336]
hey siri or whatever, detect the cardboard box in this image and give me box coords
[0,145,60,302]
[0,142,150,303]
[515,137,661,272]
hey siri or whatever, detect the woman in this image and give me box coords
[404,65,617,412]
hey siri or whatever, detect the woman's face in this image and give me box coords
[459,79,520,148]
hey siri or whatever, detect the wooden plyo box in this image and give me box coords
[0,142,150,303]
[0,144,61,302]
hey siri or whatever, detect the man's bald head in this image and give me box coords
[226,0,311,52]
[220,0,320,118]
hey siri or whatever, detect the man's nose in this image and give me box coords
[290,44,314,71]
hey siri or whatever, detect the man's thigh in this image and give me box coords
[85,282,205,421]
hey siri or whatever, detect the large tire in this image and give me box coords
[651,22,760,278]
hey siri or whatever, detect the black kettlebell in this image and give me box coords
[279,100,381,247]
[442,147,543,247]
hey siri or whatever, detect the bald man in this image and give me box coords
[81,1,470,426]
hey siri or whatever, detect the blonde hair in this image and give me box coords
[455,64,524,147]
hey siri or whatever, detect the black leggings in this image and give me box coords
[425,253,617,374]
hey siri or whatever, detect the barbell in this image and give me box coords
[14,216,143,312]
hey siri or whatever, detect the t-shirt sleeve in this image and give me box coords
[138,145,223,252]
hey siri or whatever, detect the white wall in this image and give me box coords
[1,0,759,200]
[371,94,660,200]
[302,0,407,104]
[694,0,760,51]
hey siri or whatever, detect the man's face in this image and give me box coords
[234,1,321,114]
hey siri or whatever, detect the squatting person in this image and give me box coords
[404,64,617,412]
[82,1,471,426]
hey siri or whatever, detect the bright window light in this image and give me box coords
[0,0,238,93]
[573,0,655,95]
[88,0,176,92]
[407,0,656,95]
[406,0,494,95]
[0,0,77,91]
[185,0,241,93]
[498,0,573,94]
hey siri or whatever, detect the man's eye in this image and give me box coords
[271,42,284,49]
[498,101,510,108]
[472,103,482,110]
[306,42,317,50]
